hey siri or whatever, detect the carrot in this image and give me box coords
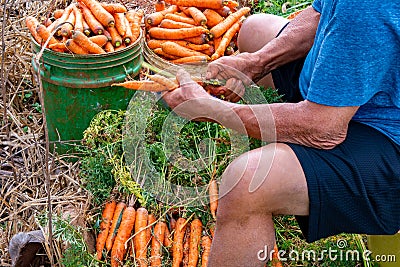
[60,11,75,37]
[213,36,222,51]
[209,224,215,238]
[123,16,133,44]
[105,202,127,252]
[82,19,91,36]
[100,3,127,14]
[107,26,123,47]
[182,225,191,267]
[36,24,59,46]
[115,42,126,51]
[159,19,195,29]
[53,9,64,19]
[181,7,207,26]
[110,206,136,267]
[55,4,73,33]
[209,179,218,220]
[172,217,188,267]
[150,221,166,267]
[215,6,232,18]
[164,13,196,25]
[226,0,239,10]
[161,41,209,58]
[26,16,42,44]
[72,30,106,54]
[149,26,208,40]
[153,48,179,60]
[147,39,211,51]
[105,41,115,52]
[184,33,209,44]
[96,201,117,260]
[79,0,115,27]
[65,39,89,54]
[46,18,60,36]
[79,2,104,35]
[200,235,212,267]
[210,6,250,38]
[49,42,67,52]
[134,207,149,267]
[72,5,84,33]
[130,9,144,43]
[112,80,169,92]
[102,29,112,41]
[144,5,179,26]
[272,243,283,267]
[164,225,173,248]
[170,217,177,231]
[171,55,209,64]
[203,9,224,28]
[201,46,215,56]
[43,18,53,27]
[165,0,227,9]
[211,20,240,60]
[154,0,166,12]
[146,214,157,245]
[113,12,126,37]
[188,219,202,267]
[89,35,108,47]
[125,10,136,23]
[146,74,178,91]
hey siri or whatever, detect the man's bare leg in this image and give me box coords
[207,143,309,267]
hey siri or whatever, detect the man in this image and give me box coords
[162,1,400,266]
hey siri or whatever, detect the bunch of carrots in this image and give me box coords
[95,179,219,267]
[26,0,143,54]
[144,0,251,64]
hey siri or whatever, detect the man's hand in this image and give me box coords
[162,68,215,121]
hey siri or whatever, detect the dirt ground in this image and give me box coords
[0,0,155,266]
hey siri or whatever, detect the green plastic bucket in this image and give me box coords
[31,35,143,154]
[367,234,400,266]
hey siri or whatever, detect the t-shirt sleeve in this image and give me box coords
[312,0,322,13]
[305,3,395,107]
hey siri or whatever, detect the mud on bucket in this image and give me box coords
[31,34,143,154]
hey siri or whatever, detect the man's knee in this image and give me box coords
[238,14,290,53]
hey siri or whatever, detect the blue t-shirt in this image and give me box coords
[299,0,400,145]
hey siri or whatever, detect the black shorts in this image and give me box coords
[272,24,400,243]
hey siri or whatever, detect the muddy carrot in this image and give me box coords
[209,179,218,220]
[155,0,166,12]
[53,9,64,19]
[89,35,108,47]
[215,6,232,17]
[73,5,84,33]
[161,41,209,58]
[72,30,106,54]
[165,0,227,9]
[105,41,115,52]
[105,202,126,252]
[112,80,169,92]
[107,26,123,47]
[150,221,166,267]
[211,20,240,60]
[110,206,136,267]
[134,207,149,267]
[171,55,209,64]
[79,0,115,27]
[164,13,196,25]
[26,16,42,44]
[146,74,178,91]
[96,201,117,260]
[172,218,188,267]
[113,12,126,37]
[188,219,202,267]
[123,16,133,44]
[65,39,88,54]
[149,26,208,40]
[36,24,59,46]
[79,2,104,35]
[100,2,127,13]
[203,9,224,28]
[182,225,191,267]
[181,7,207,26]
[210,6,250,38]
[164,225,173,248]
[201,235,212,267]
[60,10,75,36]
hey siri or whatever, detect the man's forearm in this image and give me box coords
[253,6,320,78]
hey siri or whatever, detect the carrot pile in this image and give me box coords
[26,0,143,54]
[144,0,250,64]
